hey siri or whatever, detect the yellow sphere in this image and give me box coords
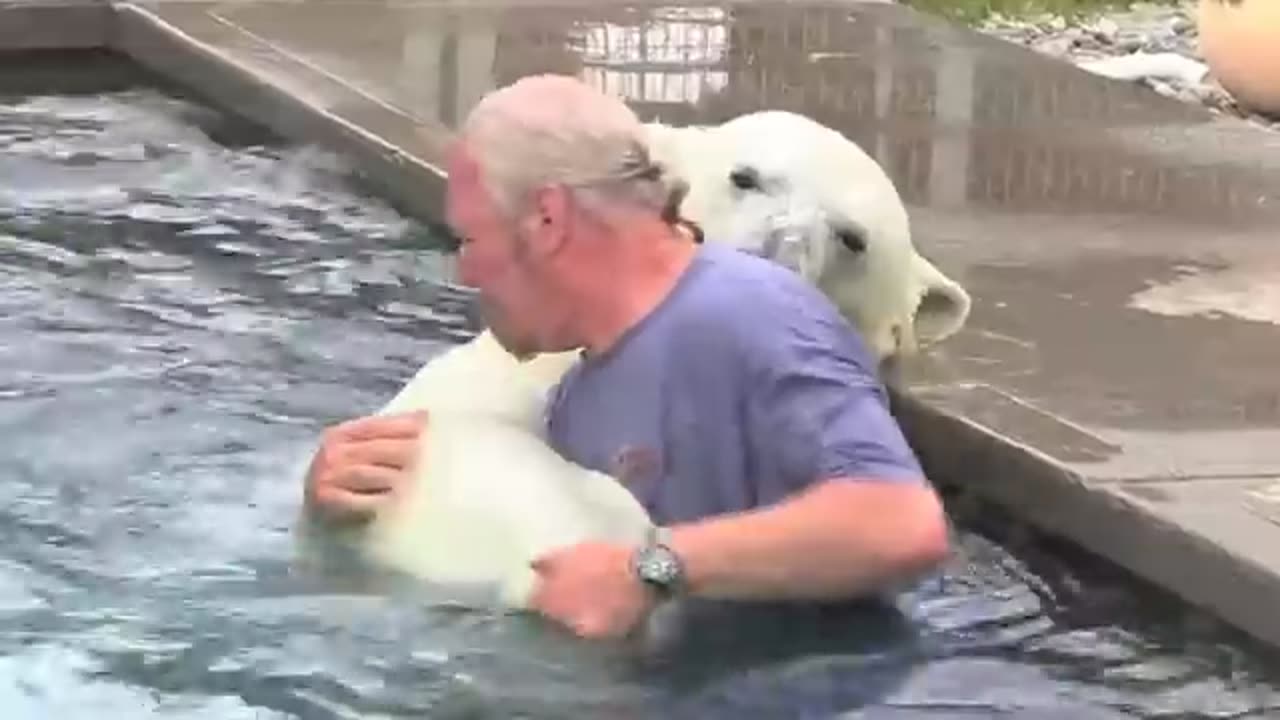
[1198,0,1280,117]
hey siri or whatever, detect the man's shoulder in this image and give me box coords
[680,244,877,372]
[689,244,840,313]
[680,246,923,488]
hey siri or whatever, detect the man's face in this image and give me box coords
[444,144,556,358]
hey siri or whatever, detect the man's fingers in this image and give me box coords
[525,559,561,608]
[330,411,427,443]
[525,574,547,611]
[311,464,401,516]
[342,438,420,470]
[313,483,393,516]
[305,413,426,523]
[331,464,402,494]
[574,616,611,639]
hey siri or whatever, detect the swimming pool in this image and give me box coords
[3,59,1280,719]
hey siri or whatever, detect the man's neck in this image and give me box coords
[575,225,698,356]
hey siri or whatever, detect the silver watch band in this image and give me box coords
[647,524,673,548]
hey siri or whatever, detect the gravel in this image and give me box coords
[976,1,1280,131]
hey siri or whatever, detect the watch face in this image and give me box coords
[638,546,682,585]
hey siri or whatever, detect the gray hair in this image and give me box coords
[457,75,686,225]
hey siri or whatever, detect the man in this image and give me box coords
[303,74,950,640]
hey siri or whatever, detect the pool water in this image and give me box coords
[3,72,1280,719]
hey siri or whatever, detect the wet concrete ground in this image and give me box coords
[6,0,1280,654]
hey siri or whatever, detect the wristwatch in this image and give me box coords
[630,525,685,597]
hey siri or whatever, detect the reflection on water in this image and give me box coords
[574,6,730,105]
[3,73,1280,718]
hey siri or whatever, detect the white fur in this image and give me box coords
[301,110,971,608]
[343,332,652,608]
[645,110,970,361]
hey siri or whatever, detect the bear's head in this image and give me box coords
[644,110,970,363]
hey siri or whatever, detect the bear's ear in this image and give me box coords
[909,254,971,347]
[641,121,693,178]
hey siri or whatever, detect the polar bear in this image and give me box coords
[334,331,652,608]
[298,110,970,610]
[295,331,650,608]
[644,110,970,363]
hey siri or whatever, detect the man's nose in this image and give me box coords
[456,261,481,290]
[451,247,482,290]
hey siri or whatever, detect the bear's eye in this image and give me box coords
[833,224,866,254]
[729,166,761,191]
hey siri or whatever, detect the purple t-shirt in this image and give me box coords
[544,243,925,525]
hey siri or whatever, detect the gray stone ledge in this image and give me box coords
[0,0,112,51]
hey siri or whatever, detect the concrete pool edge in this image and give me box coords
[892,390,1280,650]
[109,2,451,226]
[7,0,1280,659]
[0,0,113,51]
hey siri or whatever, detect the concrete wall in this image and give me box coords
[0,0,112,51]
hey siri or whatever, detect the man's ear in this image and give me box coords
[524,184,571,259]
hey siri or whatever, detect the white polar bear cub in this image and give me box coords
[340,331,653,609]
[301,110,972,610]
[644,110,970,362]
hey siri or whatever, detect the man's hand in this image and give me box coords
[304,410,428,524]
[528,542,655,639]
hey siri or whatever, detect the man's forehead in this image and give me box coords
[444,141,480,222]
[446,141,481,182]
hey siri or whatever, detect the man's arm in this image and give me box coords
[665,300,950,602]
[668,476,948,601]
